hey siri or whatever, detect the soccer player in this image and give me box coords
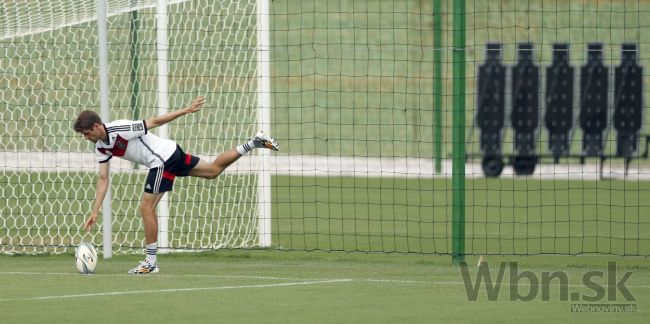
[73,96,278,274]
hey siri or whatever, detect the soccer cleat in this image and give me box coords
[253,131,279,151]
[128,260,159,274]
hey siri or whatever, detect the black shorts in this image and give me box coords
[144,145,200,194]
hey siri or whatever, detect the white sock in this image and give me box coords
[145,242,157,264]
[236,139,258,155]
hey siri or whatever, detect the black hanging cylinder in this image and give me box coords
[511,43,539,175]
[476,43,506,177]
[614,43,643,158]
[580,43,608,157]
[544,44,574,163]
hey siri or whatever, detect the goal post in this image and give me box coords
[161,0,269,251]
[155,0,171,254]
[256,0,272,248]
[0,0,272,254]
[153,0,273,251]
[96,0,113,259]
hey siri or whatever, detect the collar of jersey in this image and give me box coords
[101,123,110,145]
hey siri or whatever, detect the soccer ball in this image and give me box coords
[75,242,98,274]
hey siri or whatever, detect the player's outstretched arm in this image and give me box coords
[145,96,205,130]
[84,162,110,231]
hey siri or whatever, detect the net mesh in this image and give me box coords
[0,0,261,253]
[464,0,650,256]
[1,0,649,257]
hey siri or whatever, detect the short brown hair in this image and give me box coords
[73,110,102,132]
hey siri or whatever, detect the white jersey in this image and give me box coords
[95,120,177,169]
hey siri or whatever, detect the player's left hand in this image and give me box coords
[185,96,205,113]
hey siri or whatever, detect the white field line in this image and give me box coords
[0,271,440,284]
[0,279,352,302]
[2,152,650,180]
[1,271,650,289]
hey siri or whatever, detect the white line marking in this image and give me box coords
[0,279,351,302]
[0,271,438,283]
[363,278,650,288]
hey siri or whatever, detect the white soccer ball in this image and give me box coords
[75,242,98,274]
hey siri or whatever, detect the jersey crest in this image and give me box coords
[98,135,129,157]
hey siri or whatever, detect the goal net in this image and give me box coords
[0,0,264,253]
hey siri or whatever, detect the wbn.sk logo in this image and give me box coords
[459,261,636,302]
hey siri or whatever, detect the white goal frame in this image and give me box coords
[93,0,272,256]
[256,0,273,248]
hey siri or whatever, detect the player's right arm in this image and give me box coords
[84,162,110,231]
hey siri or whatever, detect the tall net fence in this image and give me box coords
[269,0,650,256]
[464,0,650,256]
[269,0,443,253]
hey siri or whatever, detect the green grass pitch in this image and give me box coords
[1,174,650,323]
[0,251,649,323]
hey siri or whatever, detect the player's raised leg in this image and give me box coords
[190,131,279,179]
